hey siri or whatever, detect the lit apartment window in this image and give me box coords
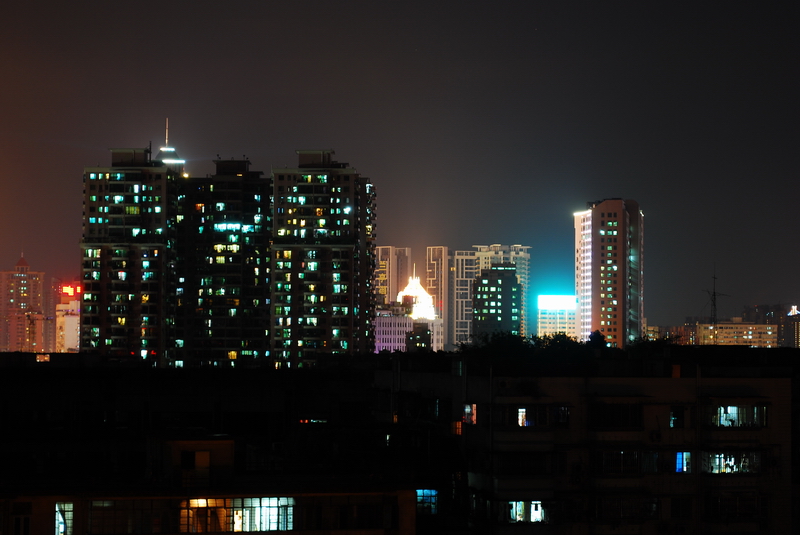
[55,503,73,535]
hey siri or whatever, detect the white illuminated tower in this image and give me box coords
[574,199,643,348]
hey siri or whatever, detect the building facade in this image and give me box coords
[685,318,778,347]
[536,294,578,338]
[473,244,531,336]
[270,150,376,365]
[425,246,449,329]
[54,281,81,353]
[80,146,181,366]
[574,198,644,347]
[472,263,521,339]
[174,159,272,366]
[374,246,411,306]
[0,256,45,352]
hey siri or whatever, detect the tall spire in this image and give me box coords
[156,119,185,169]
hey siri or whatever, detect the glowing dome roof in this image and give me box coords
[397,276,436,320]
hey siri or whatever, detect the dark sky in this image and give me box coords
[1,1,796,326]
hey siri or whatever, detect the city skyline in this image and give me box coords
[1,2,796,327]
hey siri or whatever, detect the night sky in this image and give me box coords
[1,1,796,326]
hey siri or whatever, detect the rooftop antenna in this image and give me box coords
[704,266,729,344]
[165,118,169,147]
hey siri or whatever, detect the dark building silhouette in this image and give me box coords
[1,344,797,534]
[174,159,272,366]
[0,343,798,534]
[472,263,521,339]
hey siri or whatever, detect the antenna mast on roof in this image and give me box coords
[704,266,729,345]
[165,118,169,147]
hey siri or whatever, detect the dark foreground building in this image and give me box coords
[0,343,797,534]
[174,159,272,366]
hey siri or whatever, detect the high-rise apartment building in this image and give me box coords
[427,245,529,349]
[374,246,411,306]
[473,244,532,336]
[574,198,643,348]
[472,264,521,339]
[80,145,182,365]
[425,246,449,325]
[174,159,272,366]
[270,150,376,365]
[536,295,578,338]
[449,250,480,348]
[0,256,45,352]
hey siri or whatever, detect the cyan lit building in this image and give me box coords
[271,150,376,365]
[536,294,578,338]
[174,159,272,366]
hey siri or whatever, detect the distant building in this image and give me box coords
[536,295,578,338]
[574,198,644,347]
[449,250,480,348]
[473,245,532,335]
[472,264,521,339]
[742,303,792,346]
[375,276,443,352]
[425,245,449,334]
[80,145,182,366]
[375,309,413,353]
[54,281,81,353]
[270,150,377,365]
[427,245,530,350]
[174,158,272,366]
[0,255,45,352]
[689,318,778,348]
[786,307,800,348]
[374,246,411,306]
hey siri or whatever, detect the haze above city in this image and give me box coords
[1,1,796,326]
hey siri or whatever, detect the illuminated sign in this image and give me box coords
[61,285,82,296]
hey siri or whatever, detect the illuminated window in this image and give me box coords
[463,403,477,424]
[675,451,692,473]
[55,502,73,535]
[416,490,438,514]
[509,501,546,523]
